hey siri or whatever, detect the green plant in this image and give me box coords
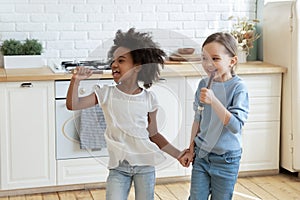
[0,39,24,55]
[0,39,43,55]
[22,39,43,55]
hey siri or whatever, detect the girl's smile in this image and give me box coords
[112,69,121,79]
[202,42,237,82]
[110,47,135,84]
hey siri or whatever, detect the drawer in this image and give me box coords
[185,96,280,127]
[241,74,281,97]
[57,158,108,185]
[248,97,281,122]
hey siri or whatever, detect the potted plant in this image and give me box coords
[228,16,260,63]
[0,38,44,69]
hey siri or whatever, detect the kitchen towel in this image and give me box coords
[79,105,106,150]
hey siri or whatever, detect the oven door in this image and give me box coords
[55,99,108,160]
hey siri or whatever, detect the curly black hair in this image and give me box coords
[107,28,166,88]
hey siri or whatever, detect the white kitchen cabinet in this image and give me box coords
[184,73,282,174]
[57,157,108,185]
[239,74,281,173]
[0,81,56,190]
[184,76,201,175]
[150,77,186,178]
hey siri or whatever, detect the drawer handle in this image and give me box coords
[20,83,33,88]
[159,78,167,83]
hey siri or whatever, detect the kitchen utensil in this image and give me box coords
[177,47,195,55]
[197,49,218,112]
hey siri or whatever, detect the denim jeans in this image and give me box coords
[106,160,155,200]
[189,147,242,200]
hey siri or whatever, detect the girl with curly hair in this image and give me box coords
[66,28,184,200]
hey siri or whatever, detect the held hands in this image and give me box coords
[72,66,93,81]
[177,149,194,168]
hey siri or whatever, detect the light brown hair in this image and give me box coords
[202,32,238,74]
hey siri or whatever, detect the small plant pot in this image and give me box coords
[4,55,45,69]
[237,50,248,63]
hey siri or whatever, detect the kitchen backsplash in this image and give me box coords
[0,0,257,66]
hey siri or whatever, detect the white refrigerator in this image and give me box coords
[263,0,300,172]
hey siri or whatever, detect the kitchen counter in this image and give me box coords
[162,61,287,77]
[0,61,287,82]
[0,68,6,81]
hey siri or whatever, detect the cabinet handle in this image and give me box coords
[20,82,33,88]
[159,78,167,83]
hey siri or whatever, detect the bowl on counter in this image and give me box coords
[177,48,195,55]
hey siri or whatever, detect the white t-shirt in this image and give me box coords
[95,85,166,169]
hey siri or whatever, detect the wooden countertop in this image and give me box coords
[0,68,6,81]
[3,67,112,82]
[163,61,287,77]
[0,61,287,82]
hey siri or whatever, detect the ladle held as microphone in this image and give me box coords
[197,69,217,111]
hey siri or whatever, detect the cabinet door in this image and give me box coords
[57,158,109,185]
[240,122,280,171]
[149,77,186,178]
[185,74,282,174]
[0,81,56,189]
[239,74,281,173]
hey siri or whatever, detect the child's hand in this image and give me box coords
[72,66,93,80]
[178,149,194,167]
[200,88,215,105]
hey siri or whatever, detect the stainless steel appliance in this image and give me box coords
[50,60,112,74]
[55,79,114,160]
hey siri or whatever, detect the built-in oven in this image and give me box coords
[55,79,114,160]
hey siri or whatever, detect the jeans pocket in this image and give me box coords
[224,150,242,164]
[224,155,241,164]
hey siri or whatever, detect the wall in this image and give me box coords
[0,0,257,66]
[256,0,263,60]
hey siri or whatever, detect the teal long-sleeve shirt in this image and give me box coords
[193,75,249,155]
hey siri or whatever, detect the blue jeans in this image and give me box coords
[106,160,155,200]
[189,147,242,200]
